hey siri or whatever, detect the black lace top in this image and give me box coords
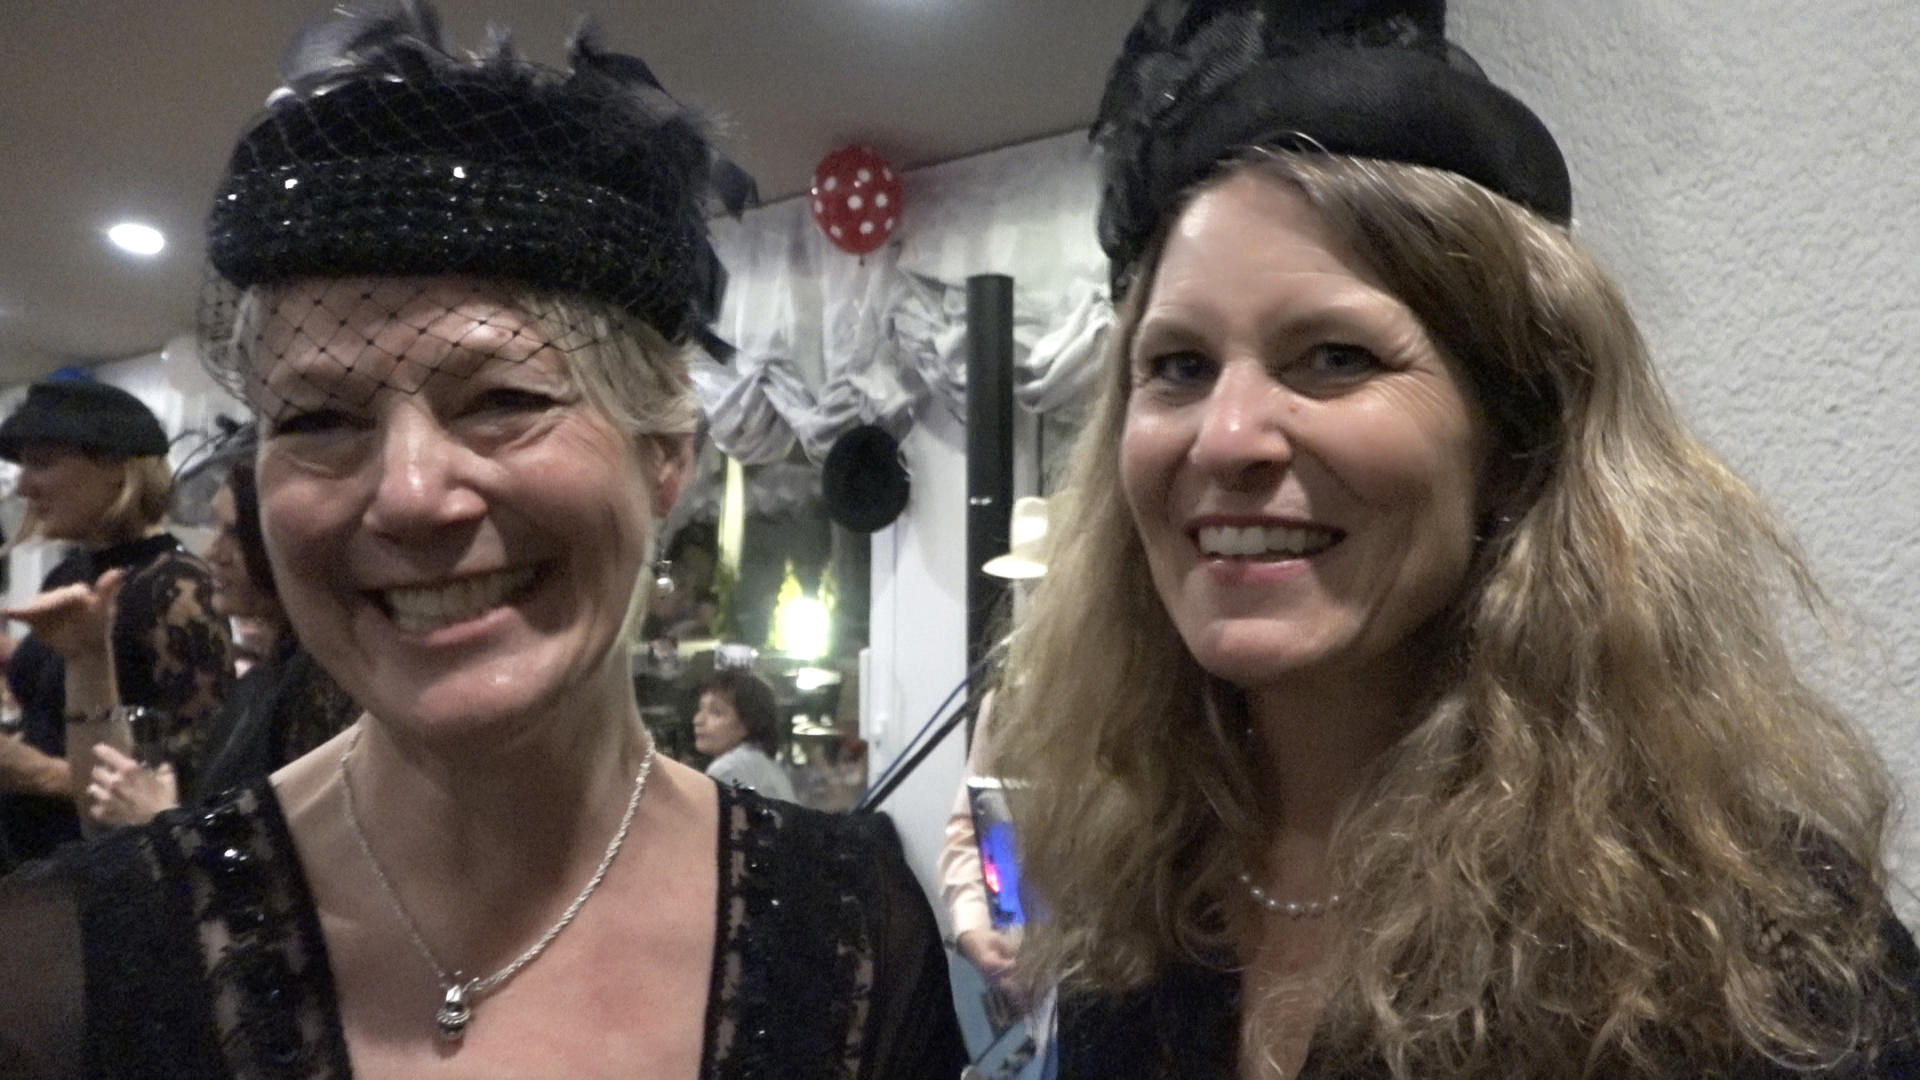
[192,644,359,804]
[1,535,232,869]
[0,781,966,1079]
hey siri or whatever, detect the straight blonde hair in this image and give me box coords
[4,453,171,552]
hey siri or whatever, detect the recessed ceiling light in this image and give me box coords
[107,222,166,257]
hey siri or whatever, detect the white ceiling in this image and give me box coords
[0,1,1141,385]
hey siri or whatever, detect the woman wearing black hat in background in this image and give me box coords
[0,7,962,1078]
[990,2,1919,1077]
[0,379,232,871]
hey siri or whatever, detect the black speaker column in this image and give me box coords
[965,273,1015,685]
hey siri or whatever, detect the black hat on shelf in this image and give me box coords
[201,0,756,356]
[821,424,910,534]
[0,378,169,462]
[1094,0,1571,295]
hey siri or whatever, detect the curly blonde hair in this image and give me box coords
[991,153,1907,1076]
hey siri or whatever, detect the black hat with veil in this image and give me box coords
[197,0,755,417]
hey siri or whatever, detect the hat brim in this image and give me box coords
[981,553,1047,580]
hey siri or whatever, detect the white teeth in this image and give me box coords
[1195,524,1337,559]
[383,567,537,632]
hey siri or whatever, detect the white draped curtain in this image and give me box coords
[696,131,1114,466]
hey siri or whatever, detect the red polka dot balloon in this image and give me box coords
[810,145,903,256]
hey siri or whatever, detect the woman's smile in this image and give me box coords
[373,564,544,635]
[1191,520,1343,560]
[1191,518,1346,590]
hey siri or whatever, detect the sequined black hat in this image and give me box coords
[203,1,754,352]
[1095,0,1571,295]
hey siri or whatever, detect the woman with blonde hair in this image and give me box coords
[0,378,231,869]
[993,2,1919,1077]
[0,6,961,1076]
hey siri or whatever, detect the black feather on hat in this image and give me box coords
[1094,0,1571,295]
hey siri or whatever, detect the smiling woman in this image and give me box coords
[0,379,232,866]
[988,1,1920,1078]
[248,278,671,739]
[1121,172,1485,698]
[0,5,963,1079]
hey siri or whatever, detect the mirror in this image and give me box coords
[634,440,870,810]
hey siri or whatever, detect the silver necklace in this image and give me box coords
[1237,871,1343,919]
[338,726,657,1041]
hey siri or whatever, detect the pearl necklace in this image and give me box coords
[339,726,656,1041]
[1237,871,1343,919]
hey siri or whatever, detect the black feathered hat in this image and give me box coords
[1095,0,1571,295]
[203,0,755,353]
[0,378,169,462]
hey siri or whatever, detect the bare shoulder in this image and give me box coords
[269,722,356,830]
[644,752,720,819]
[623,753,721,873]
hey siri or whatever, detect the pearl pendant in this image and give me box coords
[436,981,473,1041]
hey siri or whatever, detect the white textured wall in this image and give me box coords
[864,417,972,928]
[1453,0,1919,920]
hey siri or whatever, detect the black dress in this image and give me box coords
[0,782,967,1079]
[1057,922,1920,1078]
[191,643,359,804]
[0,535,231,870]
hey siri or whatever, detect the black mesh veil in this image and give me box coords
[196,0,755,425]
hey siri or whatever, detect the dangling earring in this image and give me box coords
[651,558,675,596]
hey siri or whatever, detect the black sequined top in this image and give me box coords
[0,781,967,1079]
[1,535,232,870]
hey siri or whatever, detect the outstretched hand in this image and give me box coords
[86,742,178,826]
[3,568,125,661]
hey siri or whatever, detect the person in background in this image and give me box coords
[941,691,1020,996]
[991,2,1920,1077]
[0,378,231,871]
[84,453,360,824]
[694,667,796,801]
[942,495,1056,1001]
